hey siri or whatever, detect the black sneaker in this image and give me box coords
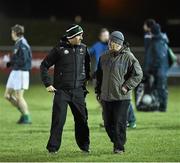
[81,149,90,153]
[48,149,58,154]
[113,149,124,154]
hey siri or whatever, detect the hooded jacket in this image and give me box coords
[95,46,143,101]
[145,33,169,76]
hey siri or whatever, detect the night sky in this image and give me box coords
[0,0,180,45]
[0,0,179,20]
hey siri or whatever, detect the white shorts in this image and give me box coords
[6,70,30,90]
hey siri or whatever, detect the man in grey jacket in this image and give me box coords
[95,31,143,154]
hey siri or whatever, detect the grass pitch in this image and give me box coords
[0,84,180,162]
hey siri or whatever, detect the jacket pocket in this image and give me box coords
[111,82,122,98]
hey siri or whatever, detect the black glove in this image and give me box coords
[82,85,89,98]
[6,62,11,68]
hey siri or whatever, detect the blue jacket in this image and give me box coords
[11,37,32,71]
[144,32,169,73]
[145,33,169,77]
[89,41,108,71]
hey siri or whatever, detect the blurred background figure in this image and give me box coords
[135,19,157,111]
[74,15,82,24]
[89,28,109,127]
[127,104,136,128]
[143,19,156,73]
[143,19,169,75]
[90,28,110,75]
[144,23,169,112]
[136,20,171,112]
[4,24,32,124]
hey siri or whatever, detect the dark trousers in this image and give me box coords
[154,75,168,111]
[102,100,130,151]
[46,88,90,152]
[127,104,136,123]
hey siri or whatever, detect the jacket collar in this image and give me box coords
[109,46,129,57]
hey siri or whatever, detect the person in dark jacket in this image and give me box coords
[90,28,137,129]
[143,19,169,74]
[95,31,143,154]
[143,19,156,72]
[40,24,90,154]
[145,23,169,111]
[4,24,32,124]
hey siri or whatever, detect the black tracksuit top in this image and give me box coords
[40,40,90,90]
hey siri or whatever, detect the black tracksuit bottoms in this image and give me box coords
[46,87,90,152]
[102,100,130,151]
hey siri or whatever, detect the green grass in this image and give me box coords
[0,84,180,162]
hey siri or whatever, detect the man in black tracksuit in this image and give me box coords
[40,24,90,153]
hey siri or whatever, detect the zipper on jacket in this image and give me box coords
[107,59,113,98]
[73,48,77,88]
